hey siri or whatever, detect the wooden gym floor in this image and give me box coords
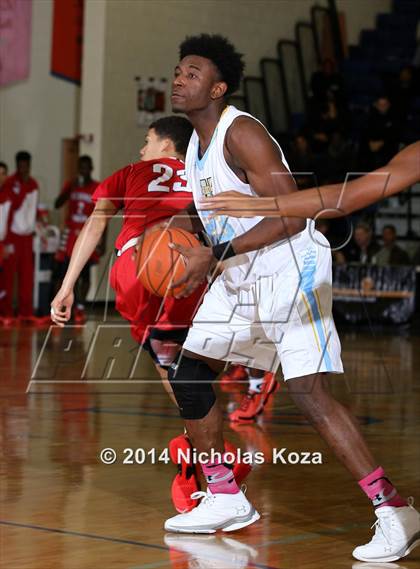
[1,316,419,569]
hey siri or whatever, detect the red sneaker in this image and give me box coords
[36,315,53,326]
[18,314,38,325]
[224,440,253,483]
[229,373,278,423]
[1,316,16,327]
[219,365,249,392]
[169,434,200,513]
[73,307,86,324]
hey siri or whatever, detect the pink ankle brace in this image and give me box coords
[202,455,240,495]
[359,466,407,509]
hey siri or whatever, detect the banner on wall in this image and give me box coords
[51,0,84,84]
[332,264,416,324]
[0,0,32,87]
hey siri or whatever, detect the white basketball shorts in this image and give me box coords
[183,233,343,380]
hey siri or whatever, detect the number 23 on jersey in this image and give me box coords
[147,163,190,193]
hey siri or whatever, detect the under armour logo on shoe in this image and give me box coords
[236,505,248,515]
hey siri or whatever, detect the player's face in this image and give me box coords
[16,159,30,178]
[140,129,168,161]
[172,55,224,113]
[78,160,92,181]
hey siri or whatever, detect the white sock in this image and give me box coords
[249,375,264,393]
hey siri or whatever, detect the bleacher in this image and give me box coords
[229,0,420,247]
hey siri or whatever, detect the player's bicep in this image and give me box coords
[227,118,297,198]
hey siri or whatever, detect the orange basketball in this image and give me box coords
[136,227,201,297]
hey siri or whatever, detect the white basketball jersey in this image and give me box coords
[185,105,312,288]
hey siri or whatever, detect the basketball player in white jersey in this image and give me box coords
[162,35,419,562]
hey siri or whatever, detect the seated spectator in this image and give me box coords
[287,133,320,189]
[388,66,417,123]
[376,225,410,266]
[344,222,380,264]
[310,58,346,108]
[325,130,355,183]
[306,93,348,154]
[358,96,400,171]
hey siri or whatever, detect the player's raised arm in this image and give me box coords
[50,199,117,326]
[224,116,306,254]
[200,141,420,219]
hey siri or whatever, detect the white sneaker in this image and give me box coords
[164,534,258,568]
[164,489,260,534]
[352,563,409,568]
[352,499,420,562]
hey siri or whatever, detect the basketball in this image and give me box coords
[136,227,201,297]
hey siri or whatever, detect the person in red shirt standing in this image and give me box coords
[0,152,39,324]
[53,155,100,323]
[0,161,10,263]
[0,161,11,320]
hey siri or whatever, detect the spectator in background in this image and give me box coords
[0,151,39,324]
[325,130,355,183]
[0,162,10,316]
[306,93,348,154]
[0,162,8,187]
[288,133,319,189]
[310,58,346,108]
[315,219,346,265]
[376,224,410,266]
[359,96,400,171]
[52,155,101,323]
[413,246,420,266]
[345,222,380,264]
[388,66,417,123]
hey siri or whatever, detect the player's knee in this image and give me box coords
[287,375,333,423]
[168,355,217,420]
[149,338,180,368]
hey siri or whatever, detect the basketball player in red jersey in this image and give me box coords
[50,116,250,513]
[53,155,101,323]
[199,141,420,219]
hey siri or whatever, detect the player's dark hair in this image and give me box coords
[179,34,245,95]
[15,151,31,163]
[0,161,8,172]
[149,116,193,157]
[78,155,93,167]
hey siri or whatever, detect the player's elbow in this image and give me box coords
[283,217,306,237]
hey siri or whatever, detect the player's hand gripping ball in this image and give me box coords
[136,227,201,297]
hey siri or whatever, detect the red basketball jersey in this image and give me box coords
[61,179,99,230]
[92,157,193,251]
